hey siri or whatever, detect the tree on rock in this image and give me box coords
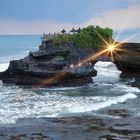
[70,28,76,34]
[61,29,66,34]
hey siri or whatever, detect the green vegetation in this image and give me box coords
[50,25,113,51]
[73,25,113,50]
[51,56,64,63]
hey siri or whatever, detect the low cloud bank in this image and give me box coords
[0,3,140,35]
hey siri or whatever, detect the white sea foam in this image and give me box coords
[66,93,137,113]
[0,61,139,124]
[47,86,82,91]
[0,91,137,123]
[0,63,9,72]
[93,61,140,93]
[0,87,137,124]
[115,84,140,93]
[91,93,137,111]
[93,61,121,84]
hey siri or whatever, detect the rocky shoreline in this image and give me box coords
[0,40,140,87]
[0,41,97,87]
[0,109,140,140]
[0,38,140,140]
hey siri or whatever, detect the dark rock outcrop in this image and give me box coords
[0,41,97,87]
[1,39,140,87]
[114,43,140,78]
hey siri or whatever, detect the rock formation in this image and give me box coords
[0,38,140,87]
[0,40,97,87]
[114,43,140,78]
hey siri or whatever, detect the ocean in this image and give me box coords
[0,35,139,124]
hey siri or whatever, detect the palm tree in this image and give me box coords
[61,29,66,34]
[76,28,81,33]
[70,28,76,34]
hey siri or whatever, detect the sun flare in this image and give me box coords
[105,43,119,62]
[107,45,115,52]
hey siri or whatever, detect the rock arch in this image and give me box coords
[0,42,140,87]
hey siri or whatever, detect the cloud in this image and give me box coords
[86,3,140,31]
[0,3,140,35]
[0,19,82,35]
[109,0,140,3]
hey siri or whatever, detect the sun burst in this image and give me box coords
[107,45,115,52]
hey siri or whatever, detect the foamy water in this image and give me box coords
[0,61,139,124]
[0,35,139,124]
[0,63,9,72]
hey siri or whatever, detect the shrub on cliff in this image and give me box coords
[72,25,113,50]
[51,25,113,51]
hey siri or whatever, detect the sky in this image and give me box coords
[0,0,140,38]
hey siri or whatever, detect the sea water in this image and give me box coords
[0,35,139,124]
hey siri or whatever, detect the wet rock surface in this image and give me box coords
[0,109,140,140]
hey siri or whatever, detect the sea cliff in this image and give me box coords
[0,40,97,87]
[1,41,140,87]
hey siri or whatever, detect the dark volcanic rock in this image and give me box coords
[107,109,132,118]
[1,113,140,140]
[1,40,140,87]
[113,43,140,88]
[114,43,140,77]
[0,41,97,87]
